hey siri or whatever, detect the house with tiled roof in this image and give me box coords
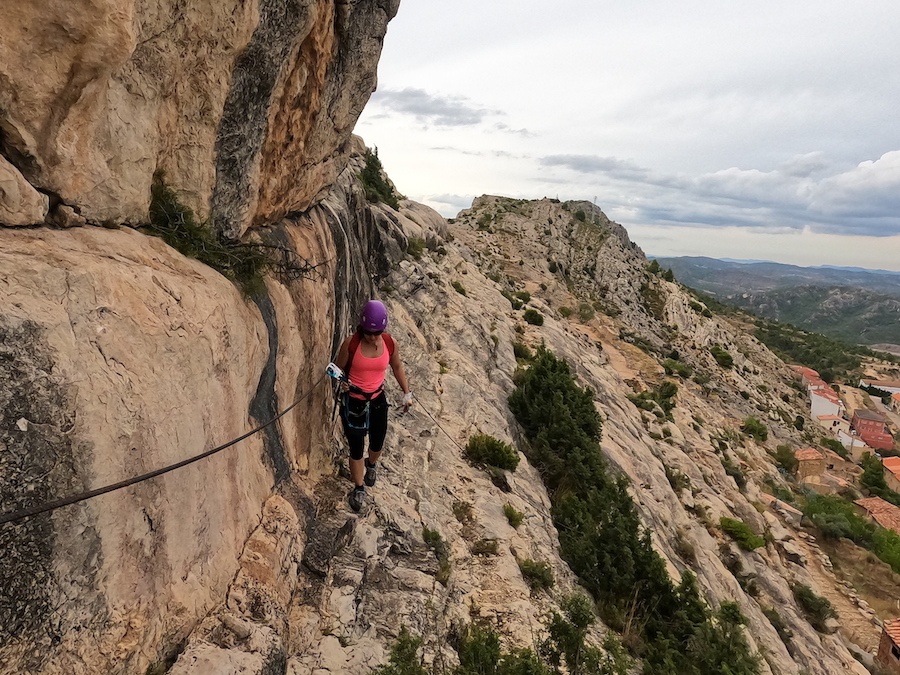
[792,365,819,386]
[816,414,850,436]
[855,497,900,535]
[794,448,825,481]
[810,387,843,419]
[884,457,900,493]
[892,392,900,415]
[877,618,900,673]
[853,409,894,451]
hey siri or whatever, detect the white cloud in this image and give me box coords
[358,0,900,271]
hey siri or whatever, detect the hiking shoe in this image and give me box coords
[348,486,365,512]
[364,461,377,487]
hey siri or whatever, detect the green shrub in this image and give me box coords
[792,584,836,632]
[665,464,691,492]
[509,347,760,674]
[559,306,573,318]
[820,436,847,458]
[512,341,533,361]
[452,281,468,296]
[422,526,451,585]
[577,302,595,323]
[628,381,678,421]
[374,626,427,675]
[662,358,693,378]
[762,606,793,644]
[719,517,764,551]
[465,433,520,471]
[523,309,544,326]
[518,559,555,591]
[574,209,586,222]
[453,500,474,524]
[861,453,900,506]
[147,172,270,294]
[471,539,499,556]
[406,237,425,259]
[710,345,734,369]
[504,503,524,529]
[453,622,552,675]
[872,528,900,575]
[802,493,873,544]
[514,290,531,303]
[360,148,400,209]
[774,445,798,474]
[639,281,666,320]
[741,417,768,442]
[721,459,747,490]
[543,594,632,675]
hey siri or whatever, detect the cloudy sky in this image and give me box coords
[356,1,900,272]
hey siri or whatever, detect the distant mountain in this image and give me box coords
[653,256,900,346]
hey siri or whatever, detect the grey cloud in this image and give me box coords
[779,152,832,178]
[493,122,536,137]
[543,151,900,238]
[370,88,502,126]
[541,154,651,182]
[430,146,484,156]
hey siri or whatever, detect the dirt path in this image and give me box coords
[803,536,883,653]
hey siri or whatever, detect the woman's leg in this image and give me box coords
[342,399,368,487]
[366,395,390,467]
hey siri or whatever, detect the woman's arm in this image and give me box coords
[335,336,351,371]
[389,343,410,394]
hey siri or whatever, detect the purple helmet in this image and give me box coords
[359,300,388,333]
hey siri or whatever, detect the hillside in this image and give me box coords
[2,5,899,674]
[654,257,900,347]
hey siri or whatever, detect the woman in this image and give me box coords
[334,300,412,512]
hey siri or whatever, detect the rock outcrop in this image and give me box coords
[0,0,399,236]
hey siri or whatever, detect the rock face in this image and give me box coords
[0,0,398,236]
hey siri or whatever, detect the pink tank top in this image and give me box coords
[349,341,390,397]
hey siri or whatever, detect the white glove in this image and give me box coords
[402,391,414,412]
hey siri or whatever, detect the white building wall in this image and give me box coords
[811,391,843,419]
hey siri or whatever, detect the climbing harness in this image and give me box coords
[325,361,381,432]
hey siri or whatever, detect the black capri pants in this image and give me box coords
[341,392,389,460]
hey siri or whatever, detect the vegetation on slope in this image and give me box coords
[508,346,759,674]
[752,318,896,381]
[360,148,400,209]
[146,172,322,294]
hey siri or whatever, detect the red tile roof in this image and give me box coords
[855,497,900,535]
[811,388,841,404]
[883,457,900,472]
[793,366,820,379]
[885,618,900,645]
[795,448,824,461]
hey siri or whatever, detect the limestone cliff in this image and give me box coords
[0,0,399,237]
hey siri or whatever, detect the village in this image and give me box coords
[778,366,900,671]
